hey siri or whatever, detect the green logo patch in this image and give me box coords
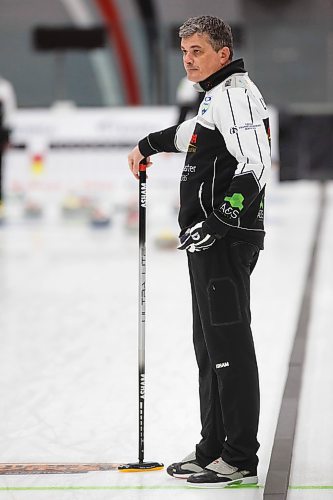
[224,193,244,211]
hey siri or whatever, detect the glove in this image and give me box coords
[178,221,216,252]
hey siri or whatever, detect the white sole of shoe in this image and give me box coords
[186,475,258,488]
[172,473,198,479]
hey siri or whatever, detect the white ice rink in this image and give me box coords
[0,149,332,499]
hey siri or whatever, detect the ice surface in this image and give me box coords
[0,149,331,498]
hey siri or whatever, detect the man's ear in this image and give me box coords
[219,46,231,65]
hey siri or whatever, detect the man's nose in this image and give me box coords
[184,53,193,65]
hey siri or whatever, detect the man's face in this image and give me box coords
[181,33,229,82]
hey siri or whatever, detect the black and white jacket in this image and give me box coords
[139,59,271,249]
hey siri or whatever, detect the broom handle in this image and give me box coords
[138,159,147,463]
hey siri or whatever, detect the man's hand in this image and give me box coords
[128,146,152,179]
[178,221,216,252]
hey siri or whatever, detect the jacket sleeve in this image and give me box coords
[138,117,196,157]
[205,87,271,237]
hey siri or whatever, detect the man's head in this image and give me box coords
[179,16,233,82]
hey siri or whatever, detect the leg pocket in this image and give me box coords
[207,278,242,326]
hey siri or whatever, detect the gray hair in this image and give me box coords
[179,16,233,60]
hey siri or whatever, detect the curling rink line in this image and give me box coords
[1,483,333,491]
[0,173,328,499]
[0,482,261,491]
[287,182,333,499]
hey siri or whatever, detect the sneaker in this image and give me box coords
[166,452,204,479]
[186,457,258,488]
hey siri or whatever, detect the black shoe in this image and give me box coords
[167,452,204,479]
[186,457,258,488]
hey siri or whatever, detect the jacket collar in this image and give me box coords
[195,58,246,92]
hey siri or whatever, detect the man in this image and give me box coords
[128,16,271,488]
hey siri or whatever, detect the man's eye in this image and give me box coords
[194,50,200,55]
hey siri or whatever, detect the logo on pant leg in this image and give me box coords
[216,362,230,369]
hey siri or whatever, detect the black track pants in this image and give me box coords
[187,237,260,470]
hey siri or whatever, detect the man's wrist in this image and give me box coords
[205,212,231,239]
[138,136,156,158]
[202,220,223,240]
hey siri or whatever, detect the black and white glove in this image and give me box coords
[178,221,216,252]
